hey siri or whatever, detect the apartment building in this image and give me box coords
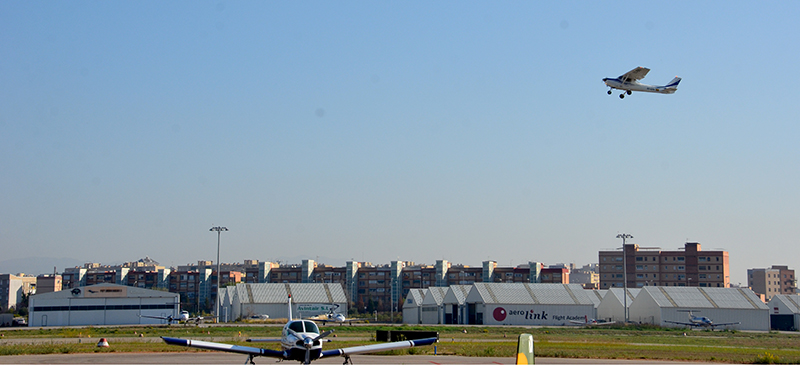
[35,274,62,294]
[56,258,571,313]
[748,265,796,301]
[0,274,36,311]
[598,242,729,289]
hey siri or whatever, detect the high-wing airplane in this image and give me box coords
[663,310,741,330]
[568,315,616,326]
[603,67,681,99]
[306,304,368,326]
[139,310,215,325]
[161,295,437,364]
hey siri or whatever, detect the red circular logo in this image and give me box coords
[493,307,507,322]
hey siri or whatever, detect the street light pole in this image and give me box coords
[210,226,228,323]
[616,233,633,323]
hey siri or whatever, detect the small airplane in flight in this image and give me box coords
[161,295,437,364]
[139,310,215,325]
[663,310,741,330]
[306,304,368,326]
[603,67,681,99]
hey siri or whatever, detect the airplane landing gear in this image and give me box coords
[607,90,612,95]
[619,93,625,99]
[626,90,632,95]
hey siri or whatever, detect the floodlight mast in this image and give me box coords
[616,233,633,324]
[210,226,228,322]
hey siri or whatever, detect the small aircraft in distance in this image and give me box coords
[306,304,368,326]
[161,295,437,364]
[663,310,741,330]
[139,310,215,325]
[568,315,616,326]
[603,67,681,99]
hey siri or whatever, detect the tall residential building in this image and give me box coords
[748,265,796,301]
[598,242,729,289]
[35,274,62,294]
[0,274,37,311]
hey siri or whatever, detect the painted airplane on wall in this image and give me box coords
[663,310,741,329]
[603,67,681,99]
[139,310,215,325]
[305,304,368,326]
[161,295,437,364]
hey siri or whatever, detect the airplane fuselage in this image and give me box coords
[281,320,324,362]
[602,78,677,94]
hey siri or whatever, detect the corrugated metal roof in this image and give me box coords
[606,288,640,307]
[422,287,448,305]
[772,295,800,314]
[236,283,345,304]
[467,283,596,305]
[643,287,767,309]
[447,285,471,304]
[404,288,425,307]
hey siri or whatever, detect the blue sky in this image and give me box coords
[2,1,799,285]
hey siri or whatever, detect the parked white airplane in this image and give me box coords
[161,295,437,364]
[306,304,367,326]
[663,310,740,329]
[603,67,681,99]
[568,315,616,326]
[140,310,215,325]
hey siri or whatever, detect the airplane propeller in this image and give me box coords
[302,330,334,364]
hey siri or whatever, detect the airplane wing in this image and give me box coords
[320,337,438,358]
[619,67,650,82]
[161,337,285,358]
[663,320,696,326]
[710,321,741,327]
[139,314,169,321]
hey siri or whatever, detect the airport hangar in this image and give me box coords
[404,283,600,326]
[28,283,179,327]
[628,286,769,331]
[219,282,347,321]
[767,294,800,331]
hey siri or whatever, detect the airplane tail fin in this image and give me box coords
[666,77,681,88]
[516,333,535,364]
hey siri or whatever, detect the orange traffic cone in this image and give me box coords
[97,338,109,347]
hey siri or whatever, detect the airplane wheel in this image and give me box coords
[626,90,632,95]
[619,94,625,99]
[607,90,612,95]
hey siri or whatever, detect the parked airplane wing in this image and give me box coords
[663,320,694,326]
[710,321,741,327]
[161,337,285,358]
[320,337,438,358]
[620,67,650,82]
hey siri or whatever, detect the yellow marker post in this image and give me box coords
[516,333,534,364]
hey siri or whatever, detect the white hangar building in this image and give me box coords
[767,294,800,331]
[596,288,640,323]
[442,285,472,324]
[466,283,598,326]
[402,289,425,325]
[420,287,448,324]
[628,286,769,331]
[28,283,179,327]
[220,283,346,321]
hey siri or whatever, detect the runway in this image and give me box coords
[0,352,726,364]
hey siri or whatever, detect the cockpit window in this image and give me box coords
[288,321,305,333]
[303,320,320,334]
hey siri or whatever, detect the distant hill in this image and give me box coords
[0,257,84,276]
